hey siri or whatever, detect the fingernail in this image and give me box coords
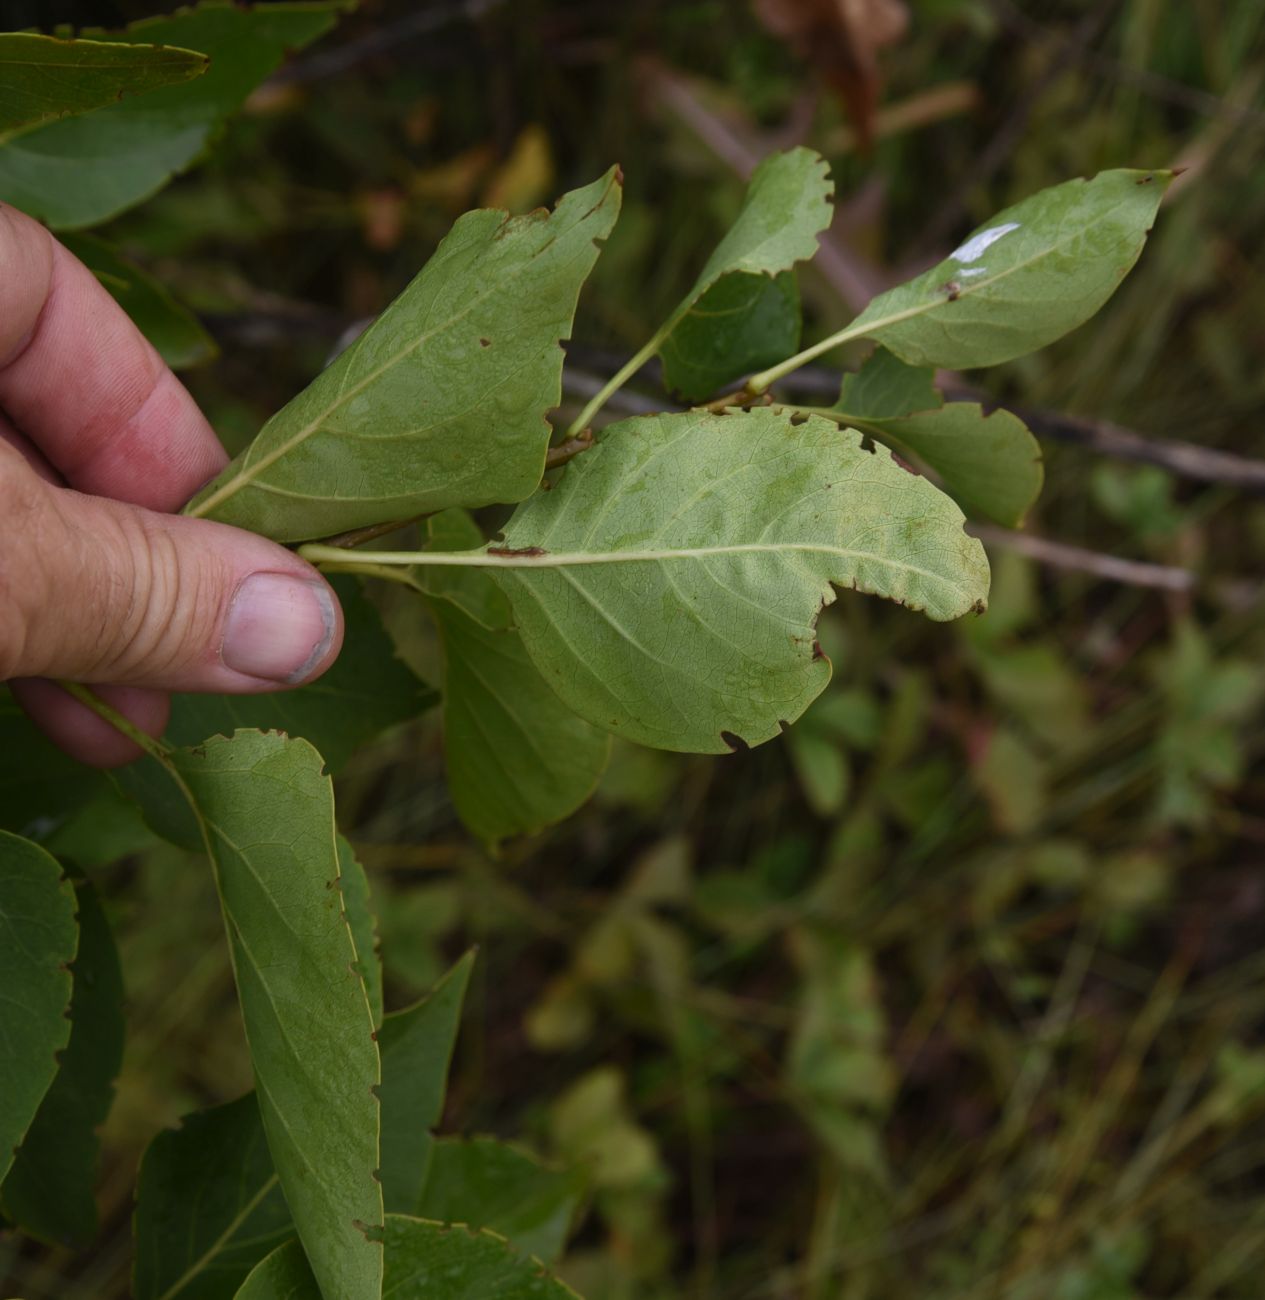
[222,573,336,684]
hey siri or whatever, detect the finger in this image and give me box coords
[0,444,343,691]
[0,410,61,485]
[0,202,227,510]
[10,679,169,768]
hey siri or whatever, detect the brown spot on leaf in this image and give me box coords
[479,337,491,347]
[487,545,547,557]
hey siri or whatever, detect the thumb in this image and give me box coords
[1,447,343,690]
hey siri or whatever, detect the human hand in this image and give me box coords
[0,203,343,766]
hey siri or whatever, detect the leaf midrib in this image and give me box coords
[326,543,974,595]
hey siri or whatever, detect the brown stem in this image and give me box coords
[545,430,594,469]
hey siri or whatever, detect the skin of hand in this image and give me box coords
[0,202,344,767]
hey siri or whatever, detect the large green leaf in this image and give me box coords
[847,169,1171,368]
[172,731,382,1300]
[234,1215,581,1299]
[378,952,474,1215]
[471,408,988,753]
[1,877,124,1246]
[0,2,343,230]
[0,833,78,1185]
[420,1136,584,1264]
[422,510,611,845]
[134,1094,291,1300]
[164,576,434,771]
[655,148,830,401]
[0,32,207,137]
[185,169,623,541]
[830,349,1043,527]
[60,232,216,369]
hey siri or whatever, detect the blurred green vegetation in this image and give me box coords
[3,1,1265,1296]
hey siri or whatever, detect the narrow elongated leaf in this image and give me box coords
[235,1215,581,1299]
[0,3,343,229]
[848,169,1171,368]
[0,33,207,137]
[164,576,434,771]
[0,833,77,1185]
[60,233,216,369]
[338,836,383,1029]
[173,731,382,1300]
[483,408,988,752]
[423,511,611,844]
[136,956,471,1298]
[657,148,831,400]
[134,1094,291,1300]
[185,169,623,541]
[831,349,1042,526]
[420,1136,584,1263]
[378,952,474,1214]
[1,877,124,1246]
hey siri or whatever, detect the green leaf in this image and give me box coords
[847,169,1171,368]
[44,786,156,870]
[60,232,216,369]
[338,836,383,1030]
[830,350,1042,527]
[420,1136,585,1264]
[134,1094,291,1300]
[656,147,831,400]
[837,347,941,419]
[422,511,611,845]
[0,2,344,230]
[0,32,207,137]
[0,689,108,837]
[0,833,77,1185]
[785,726,850,818]
[486,407,988,753]
[379,1214,582,1297]
[660,270,801,402]
[164,576,434,772]
[185,169,623,542]
[378,952,474,1215]
[1,877,124,1246]
[172,731,382,1300]
[235,1215,582,1300]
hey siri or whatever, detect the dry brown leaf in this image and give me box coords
[755,0,909,149]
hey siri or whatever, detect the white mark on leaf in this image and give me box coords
[950,222,1020,264]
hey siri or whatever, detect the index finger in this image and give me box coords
[0,202,227,512]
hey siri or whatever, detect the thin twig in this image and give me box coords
[319,515,424,550]
[969,524,1195,592]
[545,430,593,468]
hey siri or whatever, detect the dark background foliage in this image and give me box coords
[3,2,1264,1297]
